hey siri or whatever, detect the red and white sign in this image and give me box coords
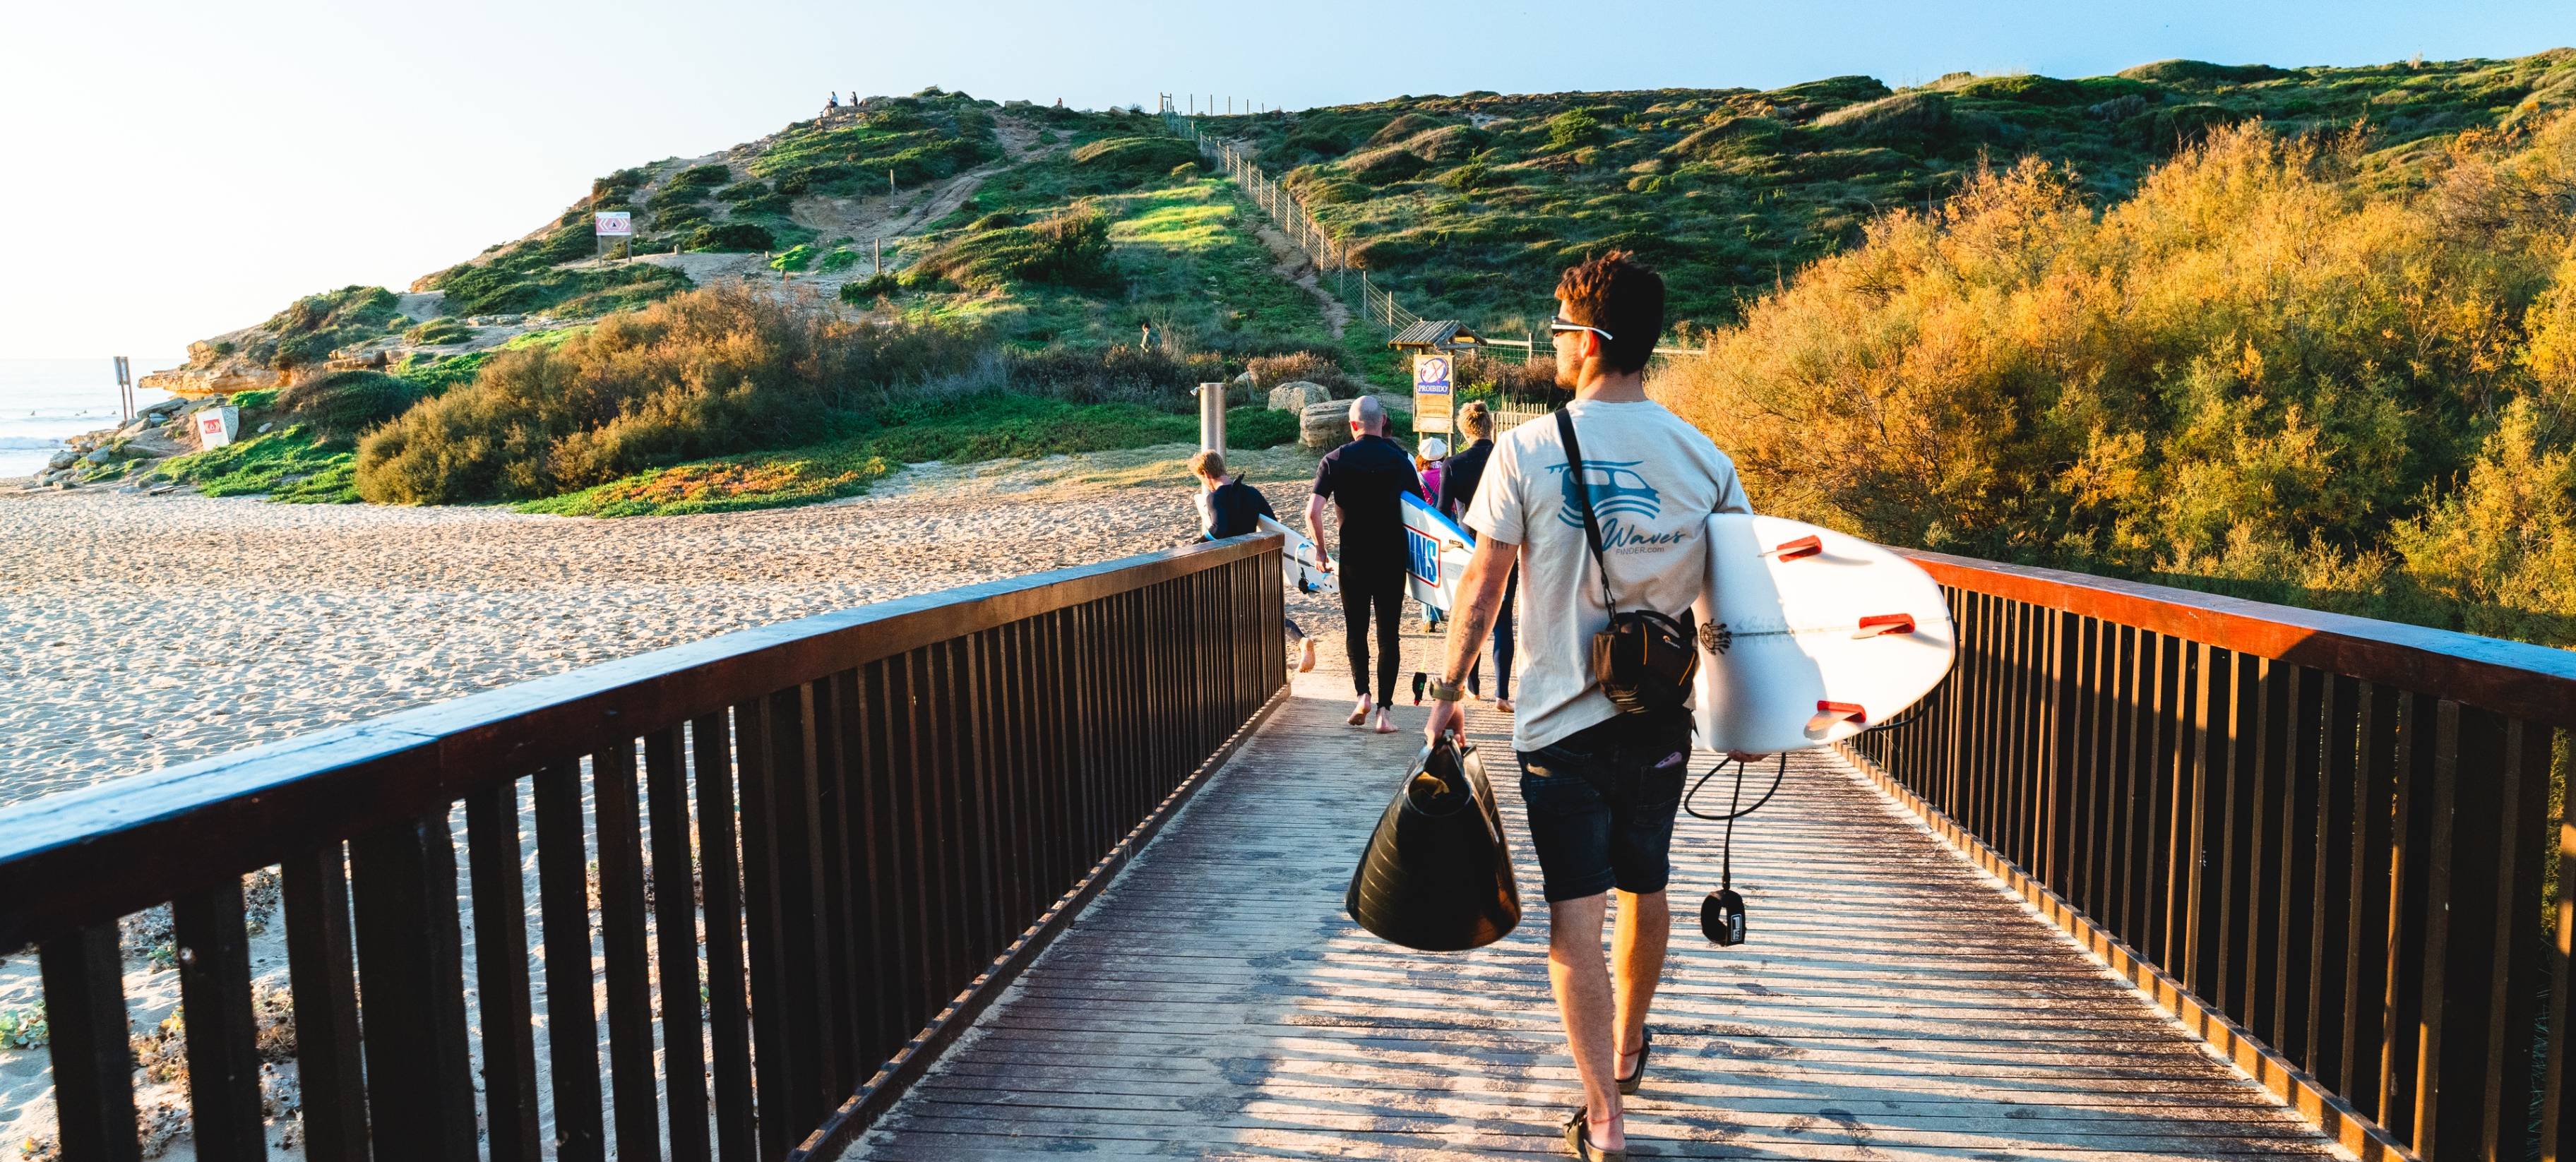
[595,212,633,236]
[196,406,239,450]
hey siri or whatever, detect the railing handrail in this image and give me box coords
[1898,546,2576,729]
[0,534,1281,951]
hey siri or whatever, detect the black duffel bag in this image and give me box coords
[1344,738,1522,952]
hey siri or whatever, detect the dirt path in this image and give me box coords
[1249,218,1352,338]
[782,116,1067,290]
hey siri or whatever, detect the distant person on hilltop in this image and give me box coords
[1191,449,1317,673]
[1307,395,1422,733]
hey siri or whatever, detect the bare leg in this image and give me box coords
[1546,893,1624,1151]
[1611,889,1669,1074]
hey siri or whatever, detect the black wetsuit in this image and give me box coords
[1313,435,1422,703]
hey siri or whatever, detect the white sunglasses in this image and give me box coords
[1548,314,1614,342]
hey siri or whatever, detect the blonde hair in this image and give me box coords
[1457,400,1494,441]
[1188,448,1227,479]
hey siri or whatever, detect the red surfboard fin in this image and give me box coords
[1854,613,1916,639]
[1767,534,1823,561]
[1807,700,1868,733]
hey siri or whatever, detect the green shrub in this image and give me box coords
[908,208,1114,291]
[686,222,776,253]
[392,352,490,394]
[430,262,688,318]
[665,164,732,196]
[770,244,817,272]
[228,389,280,412]
[404,317,475,345]
[1068,136,1202,186]
[356,283,986,504]
[277,371,424,438]
[146,426,362,503]
[650,202,712,232]
[839,273,899,301]
[1545,110,1605,151]
[716,179,772,203]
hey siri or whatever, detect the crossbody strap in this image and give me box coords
[1555,409,1618,613]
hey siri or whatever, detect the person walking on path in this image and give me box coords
[1306,395,1422,733]
[1422,253,1754,1161]
[1191,449,1317,673]
[1439,400,1517,711]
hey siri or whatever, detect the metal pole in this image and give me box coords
[873,237,883,277]
[1197,383,1227,456]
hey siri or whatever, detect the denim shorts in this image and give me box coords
[1515,709,1694,903]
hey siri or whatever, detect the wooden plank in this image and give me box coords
[733,695,795,1162]
[2338,682,2399,1120]
[280,845,369,1162]
[532,760,606,1162]
[857,680,2344,1161]
[591,741,662,1162]
[347,813,479,1160]
[644,728,712,1162]
[463,782,541,1162]
[172,879,266,1161]
[40,923,141,1162]
[692,712,760,1162]
[2479,717,2553,1158]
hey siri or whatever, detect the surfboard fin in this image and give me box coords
[1766,534,1823,561]
[1806,700,1868,734]
[1854,613,1916,639]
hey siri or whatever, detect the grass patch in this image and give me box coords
[144,426,361,503]
[520,395,1296,517]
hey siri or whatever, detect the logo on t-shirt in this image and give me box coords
[1550,460,1660,527]
[1548,460,1689,552]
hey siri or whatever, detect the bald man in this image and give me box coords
[1305,395,1424,733]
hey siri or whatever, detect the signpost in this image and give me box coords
[1412,353,1453,436]
[594,211,633,261]
[113,356,133,421]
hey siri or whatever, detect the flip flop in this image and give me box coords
[1563,1108,1625,1161]
[1616,1028,1651,1095]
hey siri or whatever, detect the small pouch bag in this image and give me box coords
[1556,409,1699,716]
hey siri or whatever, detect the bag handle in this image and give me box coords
[1555,408,1620,614]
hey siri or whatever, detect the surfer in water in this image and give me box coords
[1306,395,1423,733]
[1424,253,1754,1161]
[1191,450,1318,673]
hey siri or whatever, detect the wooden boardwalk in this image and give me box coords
[856,669,2344,1160]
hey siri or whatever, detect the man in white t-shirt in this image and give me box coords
[1424,252,1751,1161]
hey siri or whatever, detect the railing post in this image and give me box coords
[40,925,140,1162]
[347,813,479,1160]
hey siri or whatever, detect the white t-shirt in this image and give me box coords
[1462,398,1751,753]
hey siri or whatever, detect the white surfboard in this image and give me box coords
[1400,492,1476,614]
[1690,514,1955,755]
[1259,515,1338,595]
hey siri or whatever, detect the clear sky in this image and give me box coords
[3,0,2568,361]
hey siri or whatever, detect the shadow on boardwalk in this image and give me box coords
[859,669,2340,1160]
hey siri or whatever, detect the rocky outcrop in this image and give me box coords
[1301,400,1352,451]
[140,365,280,398]
[1268,381,1330,412]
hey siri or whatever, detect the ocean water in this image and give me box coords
[0,359,183,479]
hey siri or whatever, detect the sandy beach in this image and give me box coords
[0,443,1353,807]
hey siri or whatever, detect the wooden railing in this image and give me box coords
[1,537,1287,1162]
[1844,551,2575,1162]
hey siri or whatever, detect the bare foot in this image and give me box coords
[1493,697,1515,713]
[1371,709,1397,733]
[1348,695,1372,726]
[1297,637,1317,673]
